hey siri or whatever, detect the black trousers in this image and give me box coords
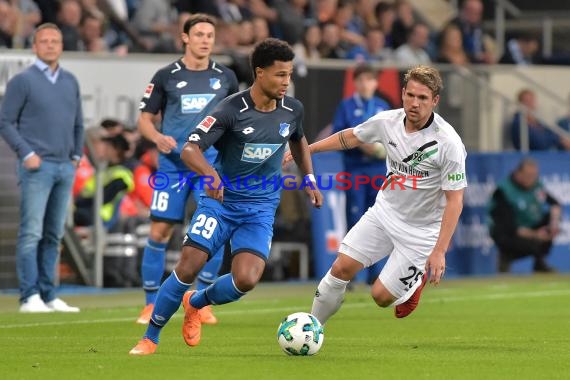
[491,215,553,269]
[492,234,552,262]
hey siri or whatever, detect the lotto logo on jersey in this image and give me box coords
[241,143,282,163]
[181,94,216,113]
[196,116,216,133]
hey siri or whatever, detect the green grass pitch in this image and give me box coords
[1,275,569,380]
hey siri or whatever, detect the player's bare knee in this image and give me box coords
[232,265,264,291]
[232,274,257,292]
[371,293,393,308]
[370,282,394,308]
[149,221,174,242]
[330,260,356,281]
[175,247,207,283]
[232,253,265,291]
[174,265,196,284]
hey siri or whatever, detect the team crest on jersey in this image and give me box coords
[403,141,438,168]
[196,116,216,133]
[279,123,290,137]
[181,94,216,113]
[209,78,221,90]
[143,83,154,99]
[241,143,282,163]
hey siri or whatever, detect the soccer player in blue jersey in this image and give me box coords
[129,38,323,355]
[135,14,239,326]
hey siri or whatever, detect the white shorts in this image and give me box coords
[340,204,438,300]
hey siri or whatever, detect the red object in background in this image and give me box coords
[131,163,154,208]
[343,67,402,108]
[72,156,94,198]
[120,150,155,217]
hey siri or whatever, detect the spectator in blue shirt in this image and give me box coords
[447,0,495,64]
[499,32,541,65]
[510,89,570,151]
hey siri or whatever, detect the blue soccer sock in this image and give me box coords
[190,273,246,309]
[195,277,214,291]
[195,250,223,291]
[141,239,167,305]
[144,271,191,344]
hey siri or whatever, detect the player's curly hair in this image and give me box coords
[403,65,444,97]
[250,38,294,79]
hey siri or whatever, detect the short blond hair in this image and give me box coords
[403,65,444,97]
[32,23,62,43]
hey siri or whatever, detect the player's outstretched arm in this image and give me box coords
[425,188,464,285]
[283,128,362,165]
[181,142,223,202]
[288,137,323,208]
[312,128,362,154]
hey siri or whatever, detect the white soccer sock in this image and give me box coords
[311,270,350,325]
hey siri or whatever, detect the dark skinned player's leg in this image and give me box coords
[145,246,207,343]
[189,251,265,308]
[182,252,265,346]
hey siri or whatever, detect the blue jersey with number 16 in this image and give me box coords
[139,59,239,172]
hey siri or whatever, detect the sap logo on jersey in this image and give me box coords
[181,94,216,113]
[241,143,282,163]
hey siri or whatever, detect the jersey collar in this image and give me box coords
[178,58,214,71]
[403,112,435,131]
[244,88,283,112]
[243,88,255,107]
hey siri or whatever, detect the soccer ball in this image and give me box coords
[277,312,324,356]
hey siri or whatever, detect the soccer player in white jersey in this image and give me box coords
[288,65,467,326]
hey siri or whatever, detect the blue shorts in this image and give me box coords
[183,197,276,260]
[149,170,203,223]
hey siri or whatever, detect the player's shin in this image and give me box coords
[190,274,246,308]
[311,269,350,325]
[144,271,191,343]
[141,239,167,304]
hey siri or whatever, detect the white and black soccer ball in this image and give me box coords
[277,312,324,356]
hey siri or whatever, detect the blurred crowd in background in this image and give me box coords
[2,0,567,80]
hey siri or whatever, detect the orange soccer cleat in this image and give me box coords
[129,338,157,355]
[199,305,218,325]
[395,274,427,319]
[136,304,154,324]
[182,291,202,346]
